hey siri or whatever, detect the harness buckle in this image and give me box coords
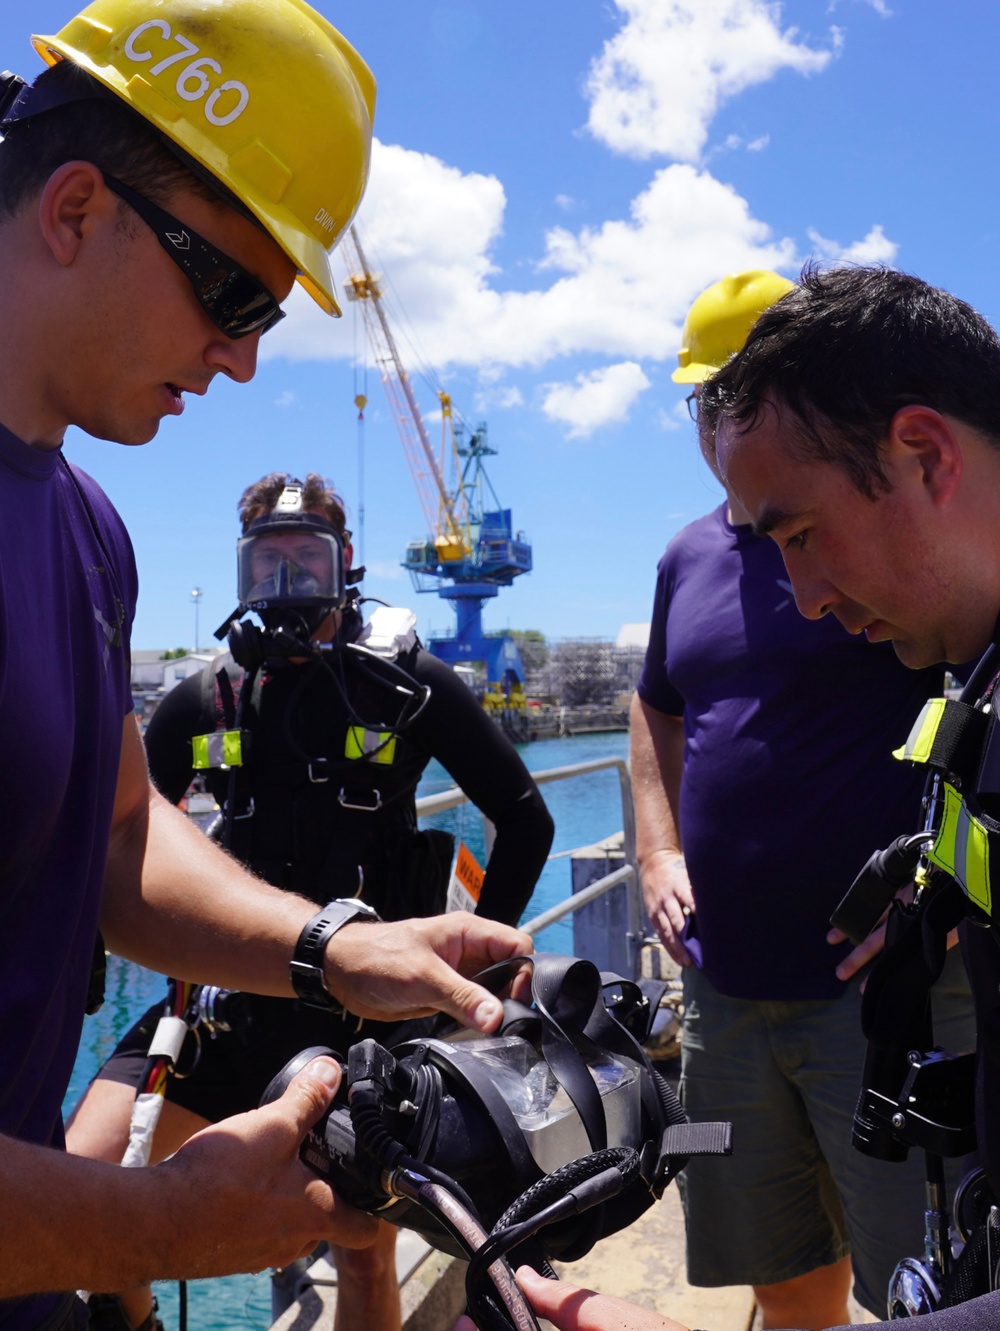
[308,762,331,784]
[229,797,255,821]
[338,786,382,812]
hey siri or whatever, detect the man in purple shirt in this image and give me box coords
[631,273,972,1328]
[0,4,529,1328]
[523,265,1000,1331]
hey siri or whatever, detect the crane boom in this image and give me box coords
[343,224,532,698]
[343,227,469,559]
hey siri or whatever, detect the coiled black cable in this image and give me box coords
[465,1148,640,1331]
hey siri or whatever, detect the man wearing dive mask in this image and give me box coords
[68,473,555,1331]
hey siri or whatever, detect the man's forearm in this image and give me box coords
[0,1131,183,1296]
[2,1059,374,1298]
[101,788,312,995]
[629,693,685,869]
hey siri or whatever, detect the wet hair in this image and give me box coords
[702,265,1000,499]
[238,472,348,537]
[0,61,223,221]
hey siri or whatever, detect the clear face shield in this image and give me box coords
[236,526,346,614]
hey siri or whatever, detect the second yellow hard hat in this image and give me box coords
[673,270,796,384]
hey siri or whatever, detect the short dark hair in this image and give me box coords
[238,473,348,538]
[703,265,1000,498]
[0,61,219,221]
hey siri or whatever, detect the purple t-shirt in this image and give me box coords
[0,426,136,1329]
[637,504,944,1001]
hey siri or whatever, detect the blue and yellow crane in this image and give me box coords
[343,226,532,703]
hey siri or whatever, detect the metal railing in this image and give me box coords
[415,756,646,974]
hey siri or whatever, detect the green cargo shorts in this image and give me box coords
[678,947,975,1317]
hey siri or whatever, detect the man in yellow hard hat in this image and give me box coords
[630,272,972,1327]
[0,5,530,1328]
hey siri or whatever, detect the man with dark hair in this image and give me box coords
[0,5,531,1328]
[527,264,1000,1330]
[634,272,972,1329]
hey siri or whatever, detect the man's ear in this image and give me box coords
[36,161,114,267]
[887,404,962,509]
[343,541,354,571]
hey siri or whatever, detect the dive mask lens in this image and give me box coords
[237,528,345,612]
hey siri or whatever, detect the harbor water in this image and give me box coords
[63,729,629,1329]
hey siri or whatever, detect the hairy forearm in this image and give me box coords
[3,1061,375,1299]
[0,1133,181,1296]
[101,787,312,995]
[629,693,685,868]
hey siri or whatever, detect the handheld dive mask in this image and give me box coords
[261,953,731,1326]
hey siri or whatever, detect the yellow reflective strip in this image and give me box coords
[960,804,992,915]
[345,727,396,764]
[893,697,947,763]
[928,782,961,878]
[374,735,396,765]
[929,782,992,915]
[191,731,242,769]
[221,731,243,767]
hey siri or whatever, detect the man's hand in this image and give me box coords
[155,1056,377,1277]
[454,1267,692,1331]
[323,912,533,1033]
[1,1057,376,1299]
[641,850,696,966]
[827,882,916,984]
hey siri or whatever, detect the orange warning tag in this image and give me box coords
[447,840,485,913]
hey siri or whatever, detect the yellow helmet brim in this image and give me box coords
[33,0,376,320]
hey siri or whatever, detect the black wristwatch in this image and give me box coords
[289,897,382,1009]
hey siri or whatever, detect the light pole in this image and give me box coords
[191,587,203,652]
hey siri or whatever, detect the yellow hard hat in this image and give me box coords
[32,0,376,317]
[672,270,796,384]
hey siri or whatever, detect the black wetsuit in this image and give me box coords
[96,619,554,1120]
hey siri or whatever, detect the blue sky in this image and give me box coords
[5,0,1000,650]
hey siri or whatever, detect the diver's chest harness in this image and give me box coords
[831,650,1000,1314]
[892,682,1000,920]
[192,607,430,864]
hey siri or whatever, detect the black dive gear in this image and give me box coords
[832,647,1000,1316]
[261,954,732,1331]
[191,625,435,910]
[831,833,935,947]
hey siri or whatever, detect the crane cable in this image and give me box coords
[353,296,369,568]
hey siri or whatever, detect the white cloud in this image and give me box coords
[475,385,525,412]
[828,0,891,16]
[806,223,898,265]
[274,390,297,408]
[258,3,889,421]
[264,152,800,373]
[541,362,651,437]
[585,0,839,163]
[657,407,684,432]
[363,560,405,581]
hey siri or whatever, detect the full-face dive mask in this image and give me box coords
[261,954,731,1331]
[223,483,349,666]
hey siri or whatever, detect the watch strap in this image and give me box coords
[289,897,381,1009]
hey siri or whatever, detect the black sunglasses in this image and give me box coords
[102,173,286,339]
[685,390,699,422]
